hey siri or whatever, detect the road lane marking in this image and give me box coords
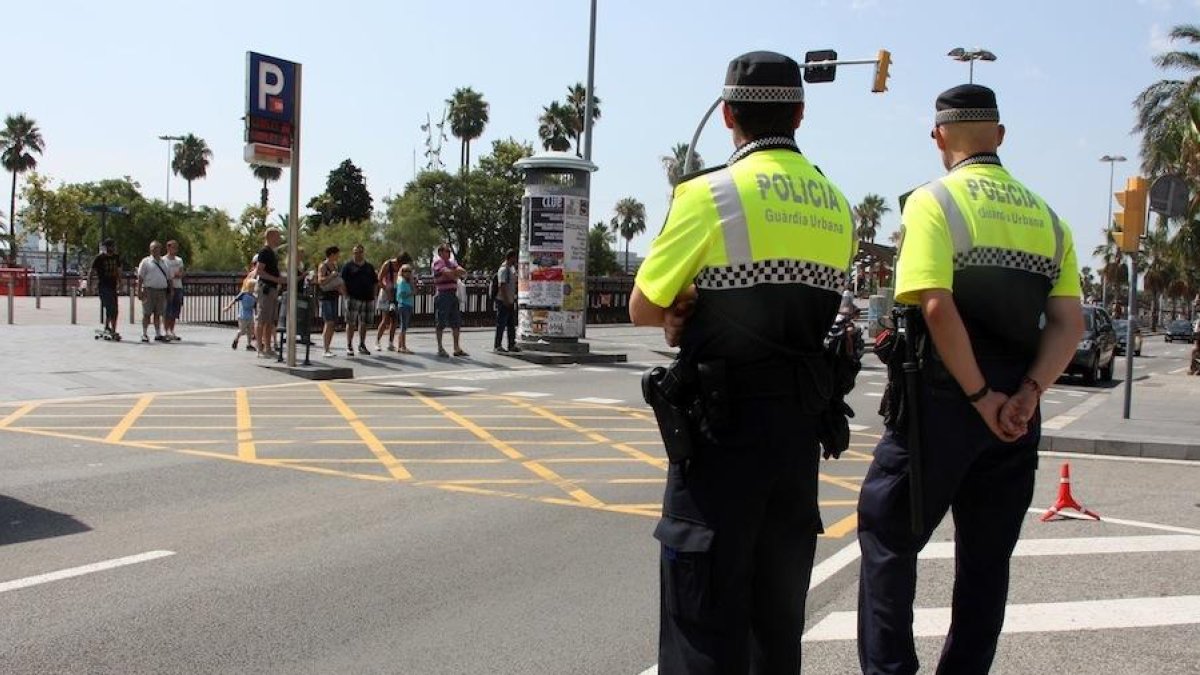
[503,391,552,398]
[235,388,256,461]
[1025,508,1200,536]
[574,397,624,405]
[802,596,1200,642]
[1041,390,1108,430]
[437,386,486,393]
[808,540,862,591]
[318,383,411,481]
[0,551,175,594]
[105,395,154,442]
[920,535,1200,559]
[821,513,859,539]
[849,424,869,431]
[0,403,38,428]
[410,391,603,507]
[513,400,668,471]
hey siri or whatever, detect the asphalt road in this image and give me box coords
[1,326,1197,673]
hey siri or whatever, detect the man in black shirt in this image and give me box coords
[89,238,122,336]
[340,243,377,356]
[254,228,288,358]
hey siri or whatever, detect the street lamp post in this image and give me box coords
[157,135,184,204]
[947,47,997,83]
[1099,155,1127,310]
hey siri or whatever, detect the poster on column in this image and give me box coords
[518,189,588,338]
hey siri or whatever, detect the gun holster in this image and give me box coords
[642,363,700,466]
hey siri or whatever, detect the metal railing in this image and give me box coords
[175,273,636,329]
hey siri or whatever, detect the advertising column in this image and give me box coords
[519,189,589,340]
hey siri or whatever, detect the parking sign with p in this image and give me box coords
[247,52,296,123]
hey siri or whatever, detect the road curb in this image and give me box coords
[1041,432,1200,461]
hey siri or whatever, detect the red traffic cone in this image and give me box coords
[1040,462,1100,521]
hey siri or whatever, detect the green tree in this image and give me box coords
[171,134,212,212]
[20,173,84,282]
[662,142,703,190]
[251,164,283,212]
[446,87,490,173]
[564,83,601,157]
[588,221,619,276]
[1134,24,1200,182]
[610,197,647,274]
[1,113,45,263]
[320,158,373,225]
[852,194,890,243]
[537,102,573,152]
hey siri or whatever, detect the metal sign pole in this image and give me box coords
[286,63,302,368]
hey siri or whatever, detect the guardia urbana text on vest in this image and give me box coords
[755,172,846,234]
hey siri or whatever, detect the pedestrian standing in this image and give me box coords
[340,244,376,356]
[135,240,172,343]
[162,239,185,341]
[395,263,416,354]
[317,246,344,358]
[856,84,1085,675]
[493,249,519,353]
[88,238,123,338]
[629,51,858,673]
[375,251,411,351]
[224,277,257,351]
[254,229,288,359]
[432,243,468,357]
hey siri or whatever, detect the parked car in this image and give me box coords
[1113,319,1143,357]
[1165,319,1195,344]
[1067,306,1117,385]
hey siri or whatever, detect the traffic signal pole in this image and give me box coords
[1124,253,1137,419]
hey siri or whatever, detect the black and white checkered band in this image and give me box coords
[935,108,1000,125]
[728,136,799,165]
[722,85,805,103]
[954,246,1060,281]
[949,153,1002,171]
[695,259,847,293]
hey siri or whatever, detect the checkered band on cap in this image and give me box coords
[935,107,999,125]
[695,259,847,293]
[722,85,805,103]
[954,246,1060,282]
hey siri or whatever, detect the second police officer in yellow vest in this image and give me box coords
[631,51,858,674]
[856,85,1085,674]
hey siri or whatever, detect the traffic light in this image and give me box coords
[872,49,891,93]
[1112,176,1149,253]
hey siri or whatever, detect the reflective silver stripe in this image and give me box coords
[1048,207,1065,268]
[707,170,753,266]
[926,180,972,256]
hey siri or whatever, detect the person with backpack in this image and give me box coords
[493,249,520,353]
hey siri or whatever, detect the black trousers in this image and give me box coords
[494,301,516,349]
[656,398,822,675]
[856,361,1038,675]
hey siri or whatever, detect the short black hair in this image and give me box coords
[505,249,517,259]
[325,246,340,257]
[397,251,413,265]
[727,102,800,140]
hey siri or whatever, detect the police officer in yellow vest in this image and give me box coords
[630,51,857,674]
[856,85,1085,674]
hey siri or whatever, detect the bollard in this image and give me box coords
[71,288,77,325]
[35,274,41,309]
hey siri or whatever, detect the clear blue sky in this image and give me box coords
[9,0,1198,268]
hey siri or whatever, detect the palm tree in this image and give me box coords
[610,197,647,274]
[446,87,490,173]
[1134,25,1200,179]
[565,83,601,157]
[662,143,703,190]
[250,164,283,212]
[171,133,212,211]
[537,102,573,152]
[1,114,44,264]
[852,194,890,243]
[1093,232,1125,308]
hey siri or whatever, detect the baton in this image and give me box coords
[902,307,924,536]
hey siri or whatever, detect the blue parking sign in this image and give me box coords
[247,52,296,123]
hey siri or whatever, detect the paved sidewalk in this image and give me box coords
[1041,371,1200,461]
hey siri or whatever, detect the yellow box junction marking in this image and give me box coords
[235,388,256,461]
[0,403,38,429]
[410,390,602,507]
[105,396,155,443]
[318,383,412,481]
[512,399,668,471]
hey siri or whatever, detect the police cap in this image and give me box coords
[722,51,804,104]
[935,84,999,125]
